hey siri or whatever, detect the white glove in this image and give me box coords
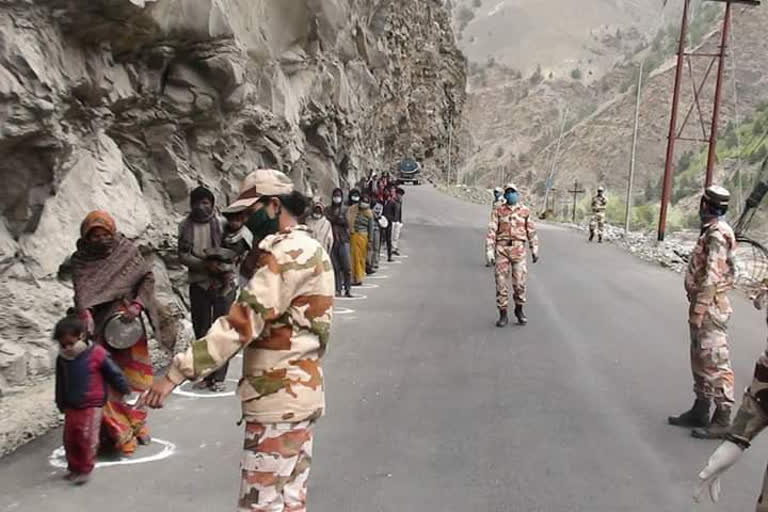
[694,440,744,503]
[486,249,495,266]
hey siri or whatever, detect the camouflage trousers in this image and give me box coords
[589,212,606,237]
[689,314,735,407]
[238,420,314,512]
[494,245,528,310]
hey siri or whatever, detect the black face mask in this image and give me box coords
[86,239,114,256]
[246,207,280,241]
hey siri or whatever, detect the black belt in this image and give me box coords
[500,240,524,247]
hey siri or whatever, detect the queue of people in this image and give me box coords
[327,181,406,295]
[54,167,405,510]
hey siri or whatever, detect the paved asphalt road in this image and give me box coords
[2,185,768,511]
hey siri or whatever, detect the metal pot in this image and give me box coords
[103,313,145,350]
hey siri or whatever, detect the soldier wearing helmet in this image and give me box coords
[589,185,608,243]
[669,185,737,440]
[486,183,540,327]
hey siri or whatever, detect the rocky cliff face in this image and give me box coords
[0,0,465,454]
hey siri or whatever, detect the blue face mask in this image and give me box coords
[505,191,519,205]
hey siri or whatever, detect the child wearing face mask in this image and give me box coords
[54,313,130,485]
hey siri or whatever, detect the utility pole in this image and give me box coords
[705,1,733,187]
[542,107,569,213]
[448,110,453,185]
[625,59,644,234]
[548,187,557,216]
[568,180,586,223]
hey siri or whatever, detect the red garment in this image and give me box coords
[63,407,102,475]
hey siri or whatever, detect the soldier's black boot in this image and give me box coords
[668,398,711,428]
[589,230,595,242]
[496,309,509,328]
[691,405,732,439]
[514,305,527,325]
[598,234,603,243]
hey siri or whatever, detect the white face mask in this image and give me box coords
[332,196,342,205]
[312,213,323,219]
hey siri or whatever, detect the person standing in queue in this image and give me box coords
[382,186,399,262]
[486,183,540,327]
[349,193,374,286]
[306,201,334,255]
[327,188,353,298]
[669,186,736,439]
[391,187,405,256]
[178,186,231,392]
[142,169,334,512]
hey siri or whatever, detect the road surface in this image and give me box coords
[2,185,768,511]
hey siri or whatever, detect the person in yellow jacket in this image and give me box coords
[142,169,334,512]
[348,192,374,286]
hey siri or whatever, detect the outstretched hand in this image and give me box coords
[138,376,177,409]
[694,441,744,504]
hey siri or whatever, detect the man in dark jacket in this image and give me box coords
[178,185,229,391]
[327,188,353,297]
[382,185,402,262]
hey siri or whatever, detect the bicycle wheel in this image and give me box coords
[734,236,768,295]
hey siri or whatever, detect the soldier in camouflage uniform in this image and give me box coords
[695,284,768,509]
[143,169,333,512]
[669,186,736,440]
[487,183,540,327]
[588,186,607,243]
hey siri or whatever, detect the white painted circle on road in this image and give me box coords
[334,307,356,315]
[172,378,238,398]
[355,284,380,289]
[336,295,367,301]
[367,275,390,280]
[49,439,176,469]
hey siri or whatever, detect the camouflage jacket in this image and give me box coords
[168,226,334,424]
[684,219,736,321]
[729,292,768,448]
[487,203,539,259]
[591,195,607,214]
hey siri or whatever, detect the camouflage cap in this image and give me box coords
[597,185,605,192]
[703,185,730,208]
[504,183,518,192]
[225,169,294,212]
[493,186,504,194]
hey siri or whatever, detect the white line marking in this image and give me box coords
[335,295,367,301]
[355,284,380,289]
[172,378,239,398]
[367,275,390,280]
[334,307,356,315]
[49,439,176,469]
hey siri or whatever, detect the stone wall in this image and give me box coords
[0,0,466,455]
